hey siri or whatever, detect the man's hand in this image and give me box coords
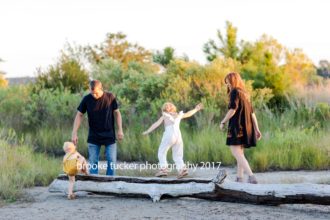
[142,131,149,136]
[117,130,124,141]
[72,132,78,145]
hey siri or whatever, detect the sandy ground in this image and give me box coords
[0,164,329,220]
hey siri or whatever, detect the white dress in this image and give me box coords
[158,111,185,171]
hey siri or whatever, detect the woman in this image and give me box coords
[220,72,262,184]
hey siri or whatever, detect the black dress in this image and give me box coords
[226,88,257,148]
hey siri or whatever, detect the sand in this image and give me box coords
[0,165,329,220]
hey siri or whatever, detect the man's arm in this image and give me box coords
[114,109,124,141]
[71,111,84,145]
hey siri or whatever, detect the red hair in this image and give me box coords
[225,72,250,100]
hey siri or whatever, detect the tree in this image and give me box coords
[153,47,175,67]
[0,58,8,88]
[0,74,8,88]
[240,35,289,96]
[317,60,330,78]
[284,48,317,86]
[85,32,153,67]
[36,53,89,93]
[203,21,239,61]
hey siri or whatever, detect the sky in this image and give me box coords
[1,0,329,77]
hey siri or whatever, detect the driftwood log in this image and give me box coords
[48,169,330,205]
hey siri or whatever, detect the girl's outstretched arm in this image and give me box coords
[182,103,203,119]
[142,116,164,135]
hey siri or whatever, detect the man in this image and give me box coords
[71,80,124,175]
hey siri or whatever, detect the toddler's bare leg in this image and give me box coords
[68,175,75,199]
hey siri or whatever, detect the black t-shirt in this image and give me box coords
[226,88,256,148]
[77,92,118,145]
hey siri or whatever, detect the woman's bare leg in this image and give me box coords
[237,162,244,179]
[230,145,253,176]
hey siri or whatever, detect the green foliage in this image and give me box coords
[85,32,154,69]
[36,53,89,93]
[249,128,330,171]
[153,47,175,66]
[0,86,30,130]
[205,22,319,106]
[317,60,330,78]
[204,21,239,61]
[284,48,316,85]
[91,59,166,120]
[0,74,8,88]
[22,88,82,130]
[23,125,89,156]
[0,138,61,201]
[0,27,329,177]
[0,58,8,88]
[240,35,289,95]
[315,102,330,121]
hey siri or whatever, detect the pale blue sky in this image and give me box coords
[1,0,329,77]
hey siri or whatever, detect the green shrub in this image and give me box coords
[0,139,61,201]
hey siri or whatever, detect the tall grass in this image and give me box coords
[248,128,330,171]
[1,105,328,172]
[24,125,89,156]
[116,114,330,171]
[0,85,329,173]
[0,139,61,202]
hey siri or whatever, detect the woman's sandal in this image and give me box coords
[235,177,244,183]
[67,193,76,200]
[177,169,188,179]
[248,175,258,184]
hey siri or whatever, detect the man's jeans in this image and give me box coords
[88,143,117,175]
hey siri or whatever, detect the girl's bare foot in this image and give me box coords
[177,168,188,179]
[155,169,168,177]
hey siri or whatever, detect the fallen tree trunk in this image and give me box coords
[48,170,330,205]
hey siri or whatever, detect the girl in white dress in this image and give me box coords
[143,102,203,178]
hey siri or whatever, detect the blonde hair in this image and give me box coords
[162,102,177,113]
[63,141,76,153]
